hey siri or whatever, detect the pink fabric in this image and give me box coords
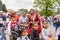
[10,21,18,30]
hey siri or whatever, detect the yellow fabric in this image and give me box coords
[49,38,57,40]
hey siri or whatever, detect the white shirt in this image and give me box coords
[19,16,29,24]
[21,36,30,40]
[7,21,12,35]
[42,28,50,40]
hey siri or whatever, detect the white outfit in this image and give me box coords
[17,37,20,40]
[7,21,12,35]
[20,36,30,40]
[18,16,29,24]
[17,36,30,40]
[42,28,50,40]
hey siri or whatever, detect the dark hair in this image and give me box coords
[21,28,26,33]
[32,22,38,27]
[40,14,43,16]
[10,16,14,19]
[29,9,34,13]
[17,28,26,37]
[43,20,48,28]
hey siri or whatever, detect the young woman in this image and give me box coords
[41,21,57,40]
[27,9,42,36]
[29,9,40,28]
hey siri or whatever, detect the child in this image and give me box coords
[41,21,52,40]
[30,22,39,40]
[17,28,30,40]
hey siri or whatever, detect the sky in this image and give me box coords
[1,0,34,11]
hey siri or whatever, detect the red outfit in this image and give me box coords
[27,14,42,35]
[10,21,18,30]
[29,14,40,28]
[9,13,19,22]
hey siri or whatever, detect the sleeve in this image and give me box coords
[27,28,33,35]
[26,17,29,23]
[18,17,22,25]
[7,21,11,35]
[30,31,35,40]
[41,30,49,40]
[38,26,42,34]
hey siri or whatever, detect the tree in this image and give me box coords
[56,0,60,14]
[0,0,2,10]
[2,4,7,12]
[17,9,28,13]
[40,9,53,16]
[57,0,60,5]
[34,0,56,16]
[24,9,28,13]
[0,0,7,12]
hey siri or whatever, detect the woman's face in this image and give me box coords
[43,21,48,29]
[26,14,30,18]
[22,13,26,17]
[30,9,34,14]
[34,10,38,14]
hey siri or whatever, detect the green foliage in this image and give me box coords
[18,9,28,13]
[57,0,60,5]
[0,0,7,12]
[23,9,28,13]
[34,0,57,16]
[40,9,53,16]
[2,4,7,12]
[0,0,2,10]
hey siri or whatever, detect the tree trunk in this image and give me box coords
[46,0,48,17]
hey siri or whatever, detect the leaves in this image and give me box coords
[40,9,53,16]
[0,0,7,12]
[2,4,7,12]
[34,0,58,16]
[17,9,28,13]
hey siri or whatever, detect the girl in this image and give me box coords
[41,21,53,40]
[29,9,40,29]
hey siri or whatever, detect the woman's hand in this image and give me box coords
[49,37,56,40]
[29,21,33,24]
[48,34,52,38]
[24,23,29,26]
[25,32,28,36]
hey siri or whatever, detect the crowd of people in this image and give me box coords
[0,9,60,40]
